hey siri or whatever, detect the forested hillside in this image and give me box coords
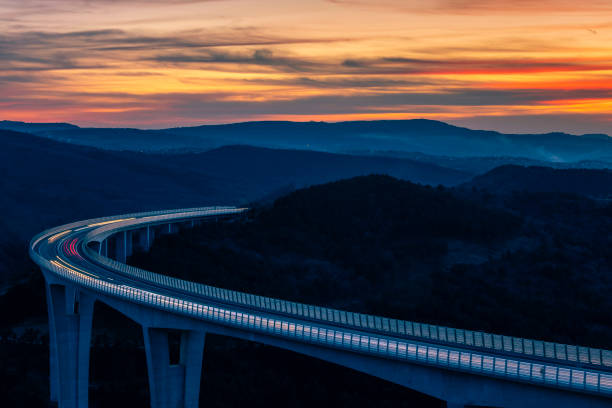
[130,175,612,348]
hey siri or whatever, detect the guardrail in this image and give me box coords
[31,251,612,398]
[30,206,233,249]
[79,209,612,373]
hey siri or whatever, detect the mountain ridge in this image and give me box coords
[2,119,610,163]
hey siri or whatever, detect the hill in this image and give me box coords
[2,119,611,163]
[358,151,612,174]
[464,165,612,197]
[0,130,467,285]
[130,174,612,348]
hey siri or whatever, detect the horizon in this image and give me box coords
[3,117,611,138]
[2,0,612,134]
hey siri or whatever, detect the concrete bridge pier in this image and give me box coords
[113,231,133,263]
[132,225,155,252]
[101,239,108,257]
[134,228,147,252]
[143,327,206,408]
[45,282,95,408]
[125,231,133,258]
[113,233,123,262]
[135,226,154,252]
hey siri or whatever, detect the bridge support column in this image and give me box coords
[135,227,151,251]
[147,226,155,250]
[143,328,205,408]
[46,282,94,408]
[114,232,126,263]
[125,231,133,258]
[97,239,108,257]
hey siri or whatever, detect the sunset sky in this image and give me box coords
[1,0,612,133]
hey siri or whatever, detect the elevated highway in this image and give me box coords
[30,207,612,408]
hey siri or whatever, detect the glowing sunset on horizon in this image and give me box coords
[1,0,612,134]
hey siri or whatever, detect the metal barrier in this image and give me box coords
[31,252,612,398]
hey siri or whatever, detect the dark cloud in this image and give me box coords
[342,59,366,68]
[337,55,597,75]
[0,27,351,73]
[150,48,321,72]
[290,77,446,89]
[1,26,605,78]
[5,87,612,116]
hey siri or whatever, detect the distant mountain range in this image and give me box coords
[0,128,471,284]
[0,129,469,239]
[2,119,611,165]
[2,126,611,286]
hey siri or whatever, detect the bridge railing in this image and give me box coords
[81,207,243,241]
[80,209,612,373]
[30,206,233,250]
[31,254,612,398]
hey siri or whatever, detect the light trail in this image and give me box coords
[48,229,72,243]
[52,257,100,280]
[86,217,135,228]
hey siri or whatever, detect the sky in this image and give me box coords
[1,0,612,133]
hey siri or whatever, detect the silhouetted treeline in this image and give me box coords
[130,175,612,349]
[465,165,612,197]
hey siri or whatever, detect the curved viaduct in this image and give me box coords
[30,207,612,408]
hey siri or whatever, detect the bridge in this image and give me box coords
[30,207,612,408]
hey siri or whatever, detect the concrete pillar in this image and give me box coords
[97,239,108,257]
[46,282,95,408]
[135,228,147,251]
[143,328,205,408]
[114,232,126,263]
[135,226,155,252]
[46,283,59,403]
[147,226,154,250]
[125,231,133,258]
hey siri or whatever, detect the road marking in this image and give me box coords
[48,230,72,243]
[87,217,135,228]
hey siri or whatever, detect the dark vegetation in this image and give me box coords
[130,175,612,349]
[465,165,612,197]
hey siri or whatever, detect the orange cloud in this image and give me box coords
[0,0,611,134]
